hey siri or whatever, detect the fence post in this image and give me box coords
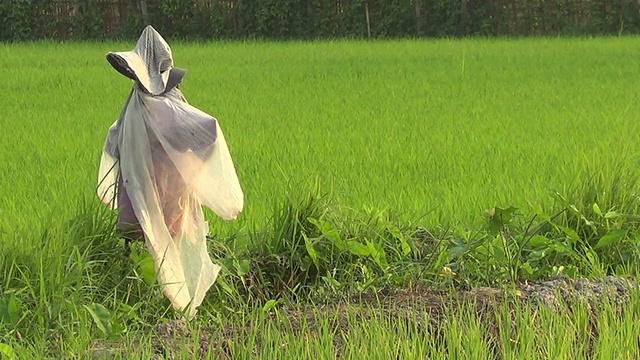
[460,0,469,35]
[365,0,372,38]
[413,0,422,35]
[140,0,149,25]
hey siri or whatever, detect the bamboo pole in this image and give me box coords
[140,0,149,25]
[364,0,371,39]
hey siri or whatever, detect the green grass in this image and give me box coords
[1,38,639,233]
[1,38,640,358]
[6,294,640,359]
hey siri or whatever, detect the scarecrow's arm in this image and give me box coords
[104,121,120,158]
[146,96,243,220]
[97,120,120,209]
[149,98,217,155]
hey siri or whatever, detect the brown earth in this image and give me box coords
[91,276,636,359]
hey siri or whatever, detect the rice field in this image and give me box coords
[1,37,640,358]
[75,295,640,359]
[2,38,640,235]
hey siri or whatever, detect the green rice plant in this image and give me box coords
[441,304,495,359]
[0,200,179,357]
[4,288,639,359]
[3,38,640,231]
[177,292,639,359]
[241,185,329,300]
[591,295,640,360]
[2,38,640,357]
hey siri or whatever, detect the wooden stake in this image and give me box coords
[365,1,371,39]
[140,0,149,25]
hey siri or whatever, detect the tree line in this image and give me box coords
[1,0,639,41]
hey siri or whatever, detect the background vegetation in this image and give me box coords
[2,0,640,41]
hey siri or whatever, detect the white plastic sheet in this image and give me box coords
[97,26,243,316]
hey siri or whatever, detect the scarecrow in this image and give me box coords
[96,25,244,316]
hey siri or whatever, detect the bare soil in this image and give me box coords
[91,276,636,359]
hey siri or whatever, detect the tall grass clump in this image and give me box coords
[216,183,445,304]
[0,200,180,357]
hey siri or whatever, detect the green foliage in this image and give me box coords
[250,0,306,39]
[193,296,640,358]
[1,0,56,41]
[0,343,16,359]
[129,247,157,286]
[0,201,175,357]
[120,0,236,40]
[2,38,640,357]
[241,189,328,299]
[84,303,122,339]
[208,182,635,302]
[370,0,415,38]
[446,185,640,285]
[4,0,640,41]
[0,294,21,329]
[69,0,106,40]
[3,40,640,303]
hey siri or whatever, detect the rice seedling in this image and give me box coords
[1,37,640,357]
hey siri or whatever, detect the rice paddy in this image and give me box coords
[2,38,640,232]
[1,37,640,358]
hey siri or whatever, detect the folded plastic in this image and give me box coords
[97,87,243,316]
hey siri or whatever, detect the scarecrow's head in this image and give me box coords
[106,25,186,95]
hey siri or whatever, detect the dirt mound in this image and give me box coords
[520,275,634,309]
[92,276,637,359]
